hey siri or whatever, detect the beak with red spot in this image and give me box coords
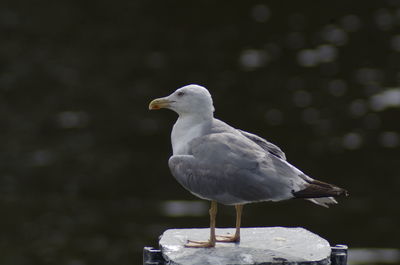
[148,97,174,110]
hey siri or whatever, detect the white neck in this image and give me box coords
[171,113,213,155]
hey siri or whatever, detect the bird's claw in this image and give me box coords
[216,234,240,243]
[185,239,215,248]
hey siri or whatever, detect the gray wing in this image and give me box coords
[237,129,286,160]
[168,132,307,205]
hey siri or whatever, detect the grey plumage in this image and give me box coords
[169,118,326,205]
[237,129,286,160]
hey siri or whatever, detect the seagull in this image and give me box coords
[149,84,348,248]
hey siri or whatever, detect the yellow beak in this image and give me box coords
[148,97,173,110]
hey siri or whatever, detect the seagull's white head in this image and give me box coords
[149,84,215,117]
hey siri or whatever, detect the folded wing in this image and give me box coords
[168,132,308,205]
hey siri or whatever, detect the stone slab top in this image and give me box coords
[159,227,331,265]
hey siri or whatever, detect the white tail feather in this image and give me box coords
[307,197,338,208]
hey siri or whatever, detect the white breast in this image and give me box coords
[171,116,206,155]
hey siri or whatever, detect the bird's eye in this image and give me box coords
[177,91,185,97]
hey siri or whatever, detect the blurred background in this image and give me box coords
[1,0,400,264]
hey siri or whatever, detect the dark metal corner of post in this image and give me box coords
[330,244,348,265]
[143,246,165,265]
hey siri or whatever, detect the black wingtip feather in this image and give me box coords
[293,179,349,199]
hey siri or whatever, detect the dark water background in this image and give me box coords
[1,0,400,264]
